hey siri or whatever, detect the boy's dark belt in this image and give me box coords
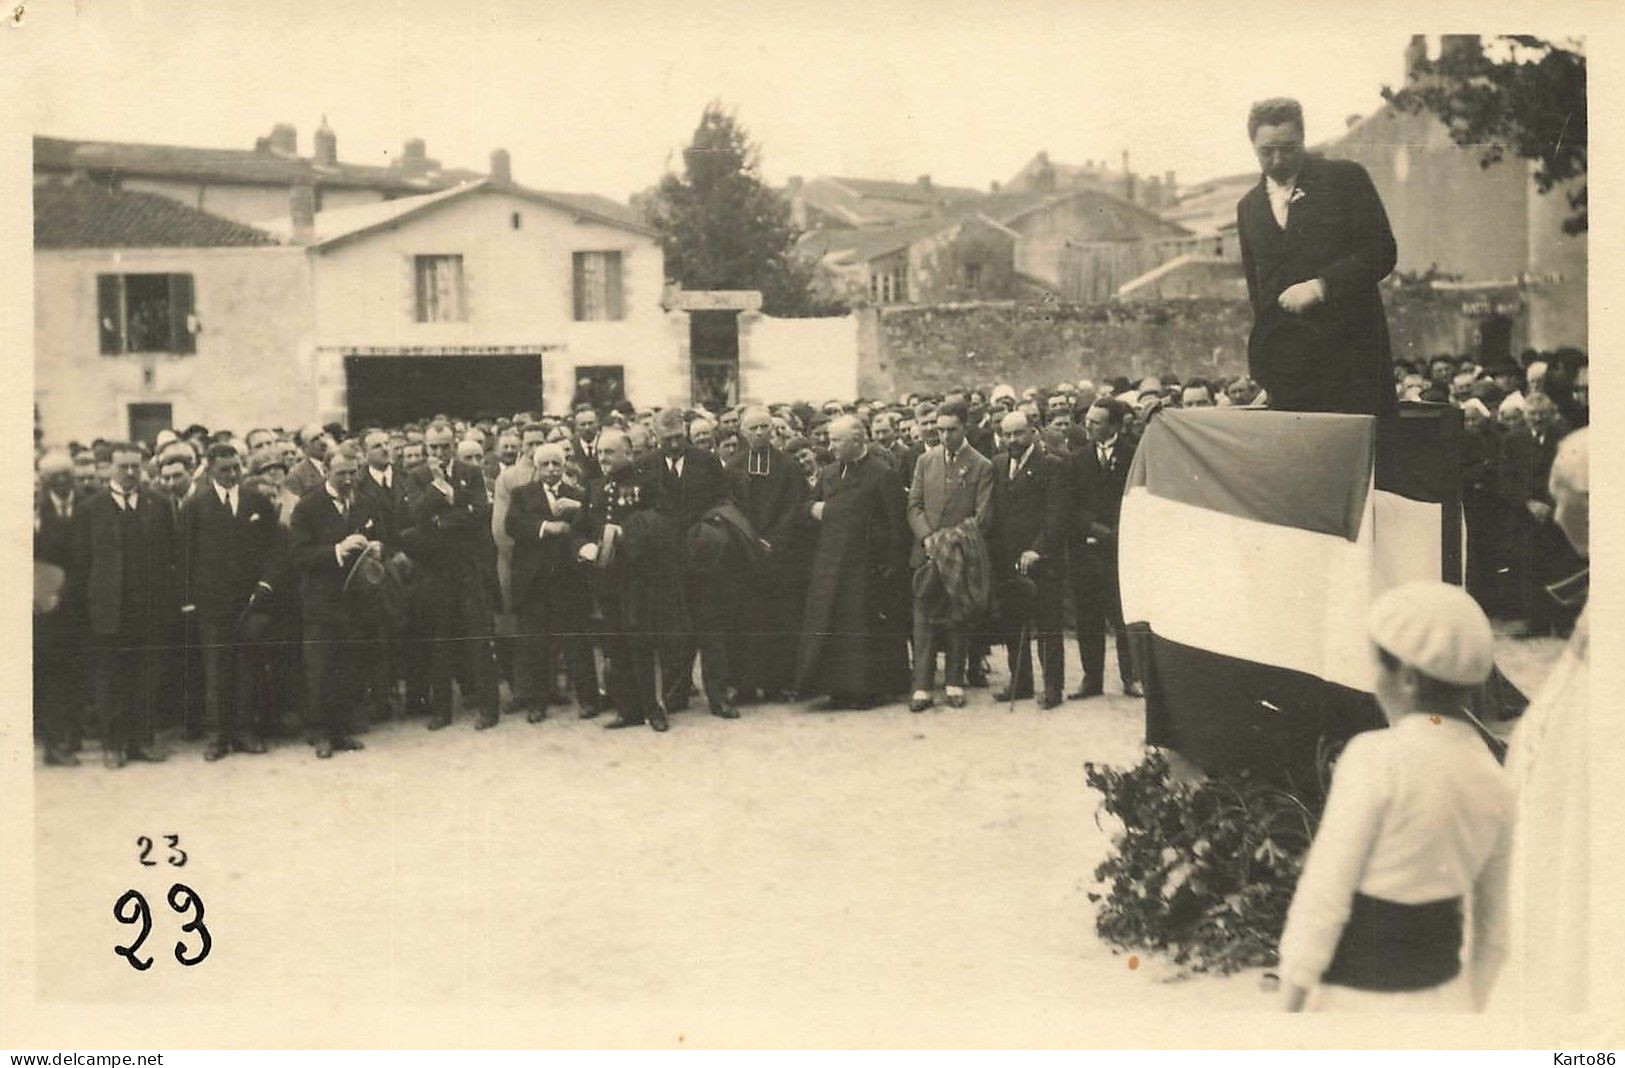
[1322,892,1463,992]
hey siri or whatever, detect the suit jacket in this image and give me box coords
[355,464,410,547]
[288,486,383,625]
[907,443,994,569]
[1237,154,1398,416]
[283,456,327,501]
[177,482,281,619]
[989,444,1069,567]
[1069,437,1136,550]
[34,489,79,571]
[506,478,587,605]
[399,460,491,572]
[570,436,604,488]
[74,488,177,637]
[650,445,731,533]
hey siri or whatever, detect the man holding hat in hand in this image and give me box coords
[1278,581,1512,1012]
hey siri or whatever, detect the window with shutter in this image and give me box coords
[413,255,467,322]
[96,273,199,354]
[571,251,624,321]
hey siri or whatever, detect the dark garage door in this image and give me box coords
[345,354,543,427]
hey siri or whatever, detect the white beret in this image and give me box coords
[1368,581,1494,687]
[1499,391,1526,414]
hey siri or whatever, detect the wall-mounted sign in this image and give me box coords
[326,344,566,357]
[671,290,763,312]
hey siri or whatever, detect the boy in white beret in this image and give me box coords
[1279,581,1513,1012]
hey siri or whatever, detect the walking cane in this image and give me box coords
[1010,619,1031,713]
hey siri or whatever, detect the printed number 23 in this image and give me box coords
[113,883,211,970]
[136,835,187,867]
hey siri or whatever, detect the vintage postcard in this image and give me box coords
[2,0,1620,1051]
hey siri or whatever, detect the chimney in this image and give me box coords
[1404,34,1428,82]
[786,175,803,196]
[916,174,933,191]
[489,147,512,185]
[313,116,337,168]
[268,123,297,158]
[1121,149,1134,202]
[290,184,316,243]
[1440,34,1481,64]
[989,180,1001,194]
[1164,169,1177,202]
[401,137,428,179]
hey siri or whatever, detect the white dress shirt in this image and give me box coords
[214,481,238,516]
[1266,175,1299,229]
[1278,714,1513,992]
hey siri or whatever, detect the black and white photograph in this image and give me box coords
[3,0,1618,1051]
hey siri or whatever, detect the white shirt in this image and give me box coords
[1266,174,1299,229]
[370,465,392,490]
[49,491,73,520]
[1277,714,1513,992]
[213,481,238,516]
[1008,442,1036,481]
[666,454,685,479]
[1095,435,1118,467]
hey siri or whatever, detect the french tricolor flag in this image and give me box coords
[1118,408,1464,788]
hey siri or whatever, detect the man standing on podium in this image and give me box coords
[1238,97,1398,417]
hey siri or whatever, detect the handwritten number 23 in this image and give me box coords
[113,884,211,970]
[136,835,187,867]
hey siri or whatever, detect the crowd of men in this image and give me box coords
[32,348,1585,767]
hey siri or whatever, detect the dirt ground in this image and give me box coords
[29,633,1563,1045]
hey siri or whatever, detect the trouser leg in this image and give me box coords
[911,598,938,692]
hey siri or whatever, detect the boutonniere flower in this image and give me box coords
[249,513,262,523]
[1289,187,1307,204]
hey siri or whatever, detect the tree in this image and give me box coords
[646,103,845,316]
[1382,36,1586,234]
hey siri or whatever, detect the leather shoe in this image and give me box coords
[649,708,670,732]
[710,704,740,720]
[909,694,933,713]
[44,747,81,767]
[333,736,365,751]
[203,740,229,762]
[233,735,267,754]
[1123,681,1144,698]
[103,749,127,769]
[315,740,335,759]
[1069,681,1104,700]
[127,747,167,763]
[426,714,451,731]
[475,712,499,731]
[945,691,967,709]
[526,707,549,724]
[578,705,600,720]
[1038,691,1063,710]
[602,715,646,730]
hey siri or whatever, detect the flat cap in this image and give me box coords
[1368,581,1494,687]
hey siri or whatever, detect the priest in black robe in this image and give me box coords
[795,415,911,709]
[727,406,810,700]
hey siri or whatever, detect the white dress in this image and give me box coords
[1486,607,1590,1013]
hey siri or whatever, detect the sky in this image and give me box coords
[13,1,1592,203]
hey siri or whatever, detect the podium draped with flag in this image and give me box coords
[1118,406,1467,789]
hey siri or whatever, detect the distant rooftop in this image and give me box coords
[34,183,279,250]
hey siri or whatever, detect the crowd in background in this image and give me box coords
[31,346,1586,767]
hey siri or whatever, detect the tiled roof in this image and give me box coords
[33,182,280,249]
[35,134,456,193]
[256,179,655,248]
[794,175,984,228]
[799,216,959,265]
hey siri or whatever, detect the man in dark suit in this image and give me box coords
[177,443,282,760]
[1237,97,1398,417]
[505,443,593,721]
[988,412,1068,707]
[726,406,809,701]
[906,400,994,711]
[1497,392,1582,635]
[34,452,84,764]
[355,428,413,720]
[398,423,501,730]
[569,406,605,489]
[650,407,738,718]
[75,443,177,768]
[1068,400,1140,698]
[289,447,377,758]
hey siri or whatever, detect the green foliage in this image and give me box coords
[645,102,846,317]
[1083,748,1335,975]
[1382,36,1587,234]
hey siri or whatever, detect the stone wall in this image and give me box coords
[858,299,1254,398]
